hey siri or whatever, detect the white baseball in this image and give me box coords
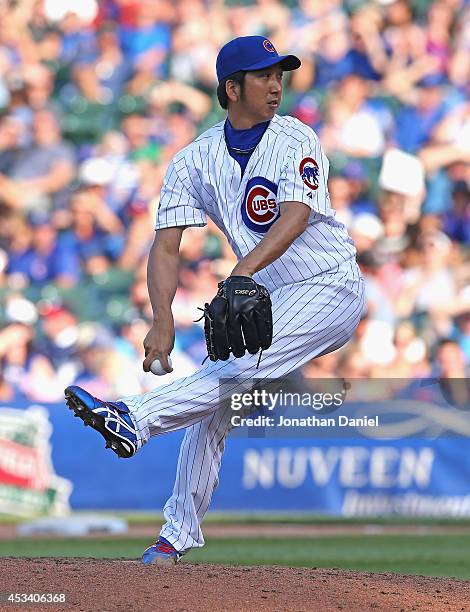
[150,356,172,376]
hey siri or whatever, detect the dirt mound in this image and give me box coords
[0,558,469,611]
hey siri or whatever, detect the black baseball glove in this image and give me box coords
[201,276,273,362]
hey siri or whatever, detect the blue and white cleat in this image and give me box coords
[64,385,137,458]
[141,537,181,566]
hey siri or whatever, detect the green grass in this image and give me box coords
[4,512,470,527]
[58,511,470,527]
[1,535,470,579]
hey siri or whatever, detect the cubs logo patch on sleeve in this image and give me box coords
[242,177,279,233]
[299,157,320,191]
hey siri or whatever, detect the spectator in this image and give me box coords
[60,187,125,271]
[0,115,24,174]
[57,10,97,66]
[394,76,448,154]
[118,1,174,77]
[169,12,219,87]
[376,190,410,253]
[423,1,455,81]
[7,211,80,287]
[0,321,59,402]
[431,337,470,408]
[22,64,58,115]
[0,110,75,211]
[434,338,469,378]
[90,23,131,102]
[442,181,470,245]
[396,231,458,338]
[36,304,81,385]
[347,5,387,81]
[0,211,33,280]
[74,156,151,270]
[344,161,376,215]
[381,0,441,98]
[328,172,355,227]
[357,250,396,326]
[320,74,387,158]
[121,113,158,161]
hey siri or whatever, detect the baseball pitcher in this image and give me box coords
[65,36,365,565]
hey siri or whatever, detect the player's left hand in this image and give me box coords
[202,276,273,361]
[229,263,253,277]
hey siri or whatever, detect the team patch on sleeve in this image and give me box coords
[299,157,320,191]
[242,177,279,234]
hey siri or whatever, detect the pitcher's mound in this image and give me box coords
[1,558,469,611]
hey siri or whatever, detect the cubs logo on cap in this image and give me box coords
[299,157,320,191]
[263,39,276,53]
[242,177,279,233]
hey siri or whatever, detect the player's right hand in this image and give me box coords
[143,315,175,373]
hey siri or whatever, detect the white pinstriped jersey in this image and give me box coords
[125,116,365,555]
[155,114,357,292]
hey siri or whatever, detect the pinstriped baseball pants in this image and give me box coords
[122,261,365,552]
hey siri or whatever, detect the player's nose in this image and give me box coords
[270,78,282,94]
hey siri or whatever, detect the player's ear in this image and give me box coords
[226,79,240,104]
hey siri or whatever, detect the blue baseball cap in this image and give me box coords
[216,36,301,83]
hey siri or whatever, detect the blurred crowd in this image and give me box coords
[0,0,469,404]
